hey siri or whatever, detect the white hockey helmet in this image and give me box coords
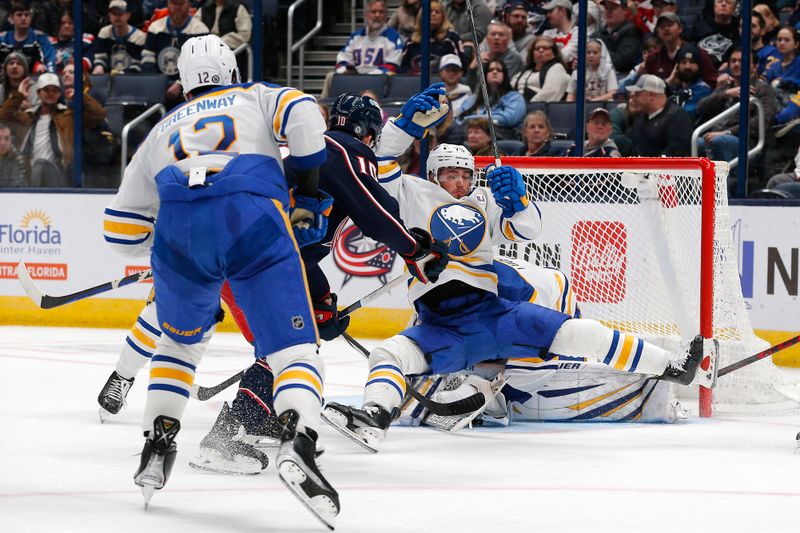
[178,35,240,95]
[426,143,475,183]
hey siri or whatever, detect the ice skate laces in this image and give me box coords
[667,340,693,371]
[107,375,132,406]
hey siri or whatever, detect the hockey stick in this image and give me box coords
[191,369,245,401]
[718,334,800,378]
[340,332,486,416]
[16,260,152,309]
[339,272,412,318]
[465,0,501,167]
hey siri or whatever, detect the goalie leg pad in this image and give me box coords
[423,373,506,432]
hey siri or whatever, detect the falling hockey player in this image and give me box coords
[321,97,718,452]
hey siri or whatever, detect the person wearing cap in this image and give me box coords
[666,43,712,119]
[594,0,642,74]
[0,1,56,74]
[142,0,210,108]
[438,53,472,118]
[93,0,147,75]
[445,0,492,46]
[627,73,693,156]
[633,0,677,35]
[566,107,621,157]
[685,0,739,68]
[645,12,719,88]
[1,51,30,105]
[542,0,577,64]
[0,71,106,186]
[503,0,535,55]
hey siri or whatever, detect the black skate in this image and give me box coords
[189,402,269,476]
[321,402,392,453]
[276,410,339,530]
[134,415,180,508]
[97,371,134,422]
[660,335,705,386]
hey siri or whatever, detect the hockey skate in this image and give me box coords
[134,416,180,508]
[189,402,269,475]
[660,335,711,387]
[97,371,134,422]
[276,410,339,530]
[321,402,392,453]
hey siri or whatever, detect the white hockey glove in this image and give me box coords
[393,83,450,139]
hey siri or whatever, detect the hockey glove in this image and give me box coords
[487,165,529,218]
[394,83,450,139]
[314,292,350,341]
[289,191,334,248]
[401,228,449,284]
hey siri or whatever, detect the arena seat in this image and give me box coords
[88,74,109,104]
[106,73,168,106]
[326,73,388,103]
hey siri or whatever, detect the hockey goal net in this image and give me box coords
[474,156,799,416]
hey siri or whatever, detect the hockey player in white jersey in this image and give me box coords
[322,104,716,452]
[103,35,339,527]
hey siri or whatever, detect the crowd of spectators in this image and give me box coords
[333,0,800,194]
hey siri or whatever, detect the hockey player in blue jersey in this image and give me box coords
[190,89,452,475]
[103,34,344,527]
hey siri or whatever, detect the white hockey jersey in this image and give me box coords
[375,121,542,304]
[103,83,327,257]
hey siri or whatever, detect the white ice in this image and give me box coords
[1,325,799,533]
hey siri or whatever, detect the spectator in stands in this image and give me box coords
[633,0,677,35]
[609,96,643,155]
[0,51,30,104]
[195,0,252,51]
[566,38,618,102]
[49,10,94,74]
[144,1,169,20]
[93,1,147,75]
[0,2,56,74]
[696,46,779,162]
[749,11,782,76]
[574,1,604,38]
[477,20,524,78]
[510,35,571,102]
[0,122,29,186]
[765,146,799,188]
[645,12,718,88]
[142,0,210,109]
[29,0,60,37]
[628,74,693,156]
[0,72,106,186]
[754,2,781,45]
[389,0,420,42]
[465,59,526,139]
[400,1,466,74]
[434,54,470,145]
[334,0,403,75]
[595,0,642,74]
[775,90,800,132]
[566,108,621,157]
[445,0,492,45]
[764,26,800,99]
[465,117,497,156]
[685,0,739,68]
[666,43,712,120]
[617,34,661,95]
[515,110,563,156]
[542,0,577,64]
[504,1,535,55]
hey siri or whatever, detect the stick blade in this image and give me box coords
[16,259,45,308]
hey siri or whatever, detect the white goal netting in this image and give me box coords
[475,156,800,415]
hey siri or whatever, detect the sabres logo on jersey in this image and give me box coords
[429,203,486,257]
[333,219,397,285]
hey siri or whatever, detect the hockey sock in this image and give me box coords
[364,335,429,412]
[549,319,671,375]
[231,358,276,434]
[116,301,160,380]
[269,344,324,435]
[142,332,209,435]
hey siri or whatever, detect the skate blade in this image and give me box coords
[98,407,113,423]
[321,409,378,454]
[141,485,155,509]
[188,455,265,476]
[278,461,337,531]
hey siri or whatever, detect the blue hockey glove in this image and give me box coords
[394,83,449,139]
[401,228,449,284]
[314,292,350,341]
[290,191,334,248]
[487,165,529,218]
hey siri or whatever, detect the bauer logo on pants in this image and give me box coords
[570,221,627,303]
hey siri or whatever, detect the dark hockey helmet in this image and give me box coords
[328,93,383,147]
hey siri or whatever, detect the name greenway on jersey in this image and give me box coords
[157,93,239,135]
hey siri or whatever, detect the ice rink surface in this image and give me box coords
[1,325,799,533]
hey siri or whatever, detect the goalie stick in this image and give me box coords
[340,332,486,416]
[718,334,800,378]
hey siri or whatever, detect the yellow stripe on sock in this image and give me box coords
[150,367,194,385]
[274,369,323,396]
[131,325,157,349]
[614,334,635,371]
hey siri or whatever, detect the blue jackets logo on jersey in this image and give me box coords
[333,219,397,285]
[429,203,486,257]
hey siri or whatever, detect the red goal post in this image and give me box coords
[473,156,763,417]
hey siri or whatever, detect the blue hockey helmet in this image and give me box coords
[328,93,383,147]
